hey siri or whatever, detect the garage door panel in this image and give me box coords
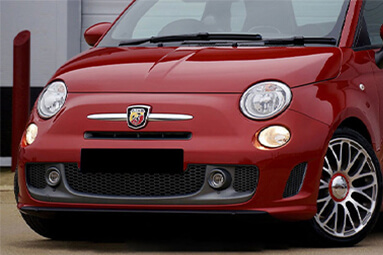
[82,14,118,28]
[82,0,130,15]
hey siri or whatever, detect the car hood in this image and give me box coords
[54,46,342,93]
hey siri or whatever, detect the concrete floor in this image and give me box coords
[1,168,383,255]
[0,168,14,191]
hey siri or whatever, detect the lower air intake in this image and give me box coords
[26,163,259,198]
[65,163,206,197]
[283,163,307,198]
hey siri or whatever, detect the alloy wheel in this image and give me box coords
[314,137,378,238]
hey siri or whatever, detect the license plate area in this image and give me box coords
[81,149,184,174]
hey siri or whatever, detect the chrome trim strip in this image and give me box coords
[87,114,126,121]
[148,113,193,121]
[87,113,193,122]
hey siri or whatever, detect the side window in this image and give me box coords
[355,0,383,48]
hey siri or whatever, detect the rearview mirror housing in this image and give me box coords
[84,22,112,47]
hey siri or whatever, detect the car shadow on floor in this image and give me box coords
[12,213,383,253]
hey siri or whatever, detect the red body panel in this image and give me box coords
[16,0,383,221]
[55,47,342,93]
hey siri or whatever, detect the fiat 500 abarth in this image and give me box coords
[15,0,383,246]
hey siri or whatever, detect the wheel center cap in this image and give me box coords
[330,175,349,201]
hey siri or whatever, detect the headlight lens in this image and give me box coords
[240,81,292,120]
[38,81,67,119]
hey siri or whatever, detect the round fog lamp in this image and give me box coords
[208,169,231,190]
[258,126,290,148]
[25,123,38,145]
[46,168,61,187]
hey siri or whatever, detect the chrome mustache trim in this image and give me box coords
[87,113,193,122]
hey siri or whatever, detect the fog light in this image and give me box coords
[208,169,231,190]
[25,123,38,145]
[258,125,290,148]
[46,168,61,187]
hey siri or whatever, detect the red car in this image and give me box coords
[15,0,383,246]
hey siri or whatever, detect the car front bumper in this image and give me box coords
[17,92,330,221]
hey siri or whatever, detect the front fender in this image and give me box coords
[289,81,380,150]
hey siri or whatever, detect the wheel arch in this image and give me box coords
[329,107,380,153]
[338,117,372,145]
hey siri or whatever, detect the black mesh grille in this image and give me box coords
[26,164,47,189]
[233,166,259,193]
[26,163,259,198]
[283,163,307,198]
[65,163,206,197]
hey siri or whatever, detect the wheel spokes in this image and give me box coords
[314,138,378,238]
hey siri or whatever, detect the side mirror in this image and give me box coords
[84,22,112,47]
[375,24,383,69]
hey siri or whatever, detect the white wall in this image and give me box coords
[0,0,131,88]
[0,0,81,88]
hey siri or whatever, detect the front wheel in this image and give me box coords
[310,127,382,246]
[21,214,70,239]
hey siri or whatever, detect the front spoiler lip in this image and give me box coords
[20,206,271,219]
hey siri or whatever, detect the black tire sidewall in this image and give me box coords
[14,168,19,203]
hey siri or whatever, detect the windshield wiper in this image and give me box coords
[119,34,336,47]
[263,36,337,46]
[119,33,262,46]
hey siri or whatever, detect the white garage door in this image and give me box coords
[81,0,132,51]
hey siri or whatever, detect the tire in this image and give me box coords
[310,127,382,246]
[21,213,125,240]
[14,168,19,203]
[14,169,65,239]
[21,214,70,239]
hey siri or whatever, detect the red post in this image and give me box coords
[12,30,31,172]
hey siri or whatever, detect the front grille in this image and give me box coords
[26,164,47,189]
[65,163,206,197]
[84,131,192,140]
[26,163,259,199]
[233,166,259,193]
[283,163,307,198]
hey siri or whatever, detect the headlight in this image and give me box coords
[38,81,67,119]
[240,81,292,120]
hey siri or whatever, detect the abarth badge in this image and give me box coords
[127,105,151,129]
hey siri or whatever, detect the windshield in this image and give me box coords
[98,0,350,47]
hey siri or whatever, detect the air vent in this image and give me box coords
[283,163,307,198]
[84,131,192,140]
